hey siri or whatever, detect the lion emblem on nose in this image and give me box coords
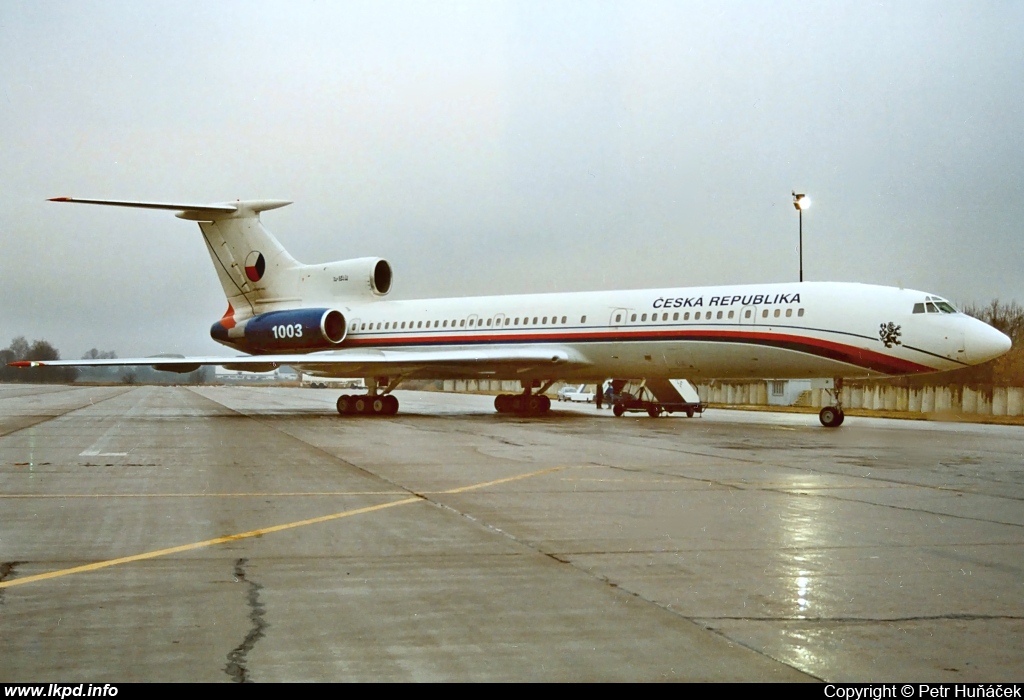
[879,322,902,348]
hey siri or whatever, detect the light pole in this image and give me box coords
[792,192,809,282]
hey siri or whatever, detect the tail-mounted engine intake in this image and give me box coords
[317,257,392,298]
[211,308,347,353]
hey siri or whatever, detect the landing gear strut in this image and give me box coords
[818,377,845,428]
[494,380,553,416]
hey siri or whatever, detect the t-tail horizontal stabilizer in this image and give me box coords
[47,197,291,221]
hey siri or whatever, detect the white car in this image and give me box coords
[557,384,596,402]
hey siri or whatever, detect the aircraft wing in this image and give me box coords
[9,346,587,379]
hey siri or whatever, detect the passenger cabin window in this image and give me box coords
[641,313,647,322]
[581,315,587,323]
[615,314,621,323]
[673,312,679,320]
[785,309,792,317]
[774,309,780,318]
[798,309,805,317]
[762,310,768,318]
[631,314,637,322]
[716,311,723,320]
[728,310,734,319]
[684,312,690,320]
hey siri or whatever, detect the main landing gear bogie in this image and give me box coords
[494,393,552,415]
[336,393,399,416]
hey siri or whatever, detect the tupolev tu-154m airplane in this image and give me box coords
[10,197,1012,427]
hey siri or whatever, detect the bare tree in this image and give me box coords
[9,336,30,360]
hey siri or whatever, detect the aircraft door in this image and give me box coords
[491,313,506,331]
[610,308,630,327]
[740,305,758,325]
[465,314,480,332]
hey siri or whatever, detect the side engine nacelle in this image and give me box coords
[307,257,392,299]
[211,308,347,353]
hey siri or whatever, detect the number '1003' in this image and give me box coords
[271,324,304,339]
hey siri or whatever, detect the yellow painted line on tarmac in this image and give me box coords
[0,465,571,590]
[0,497,421,590]
[439,465,575,494]
[0,491,409,499]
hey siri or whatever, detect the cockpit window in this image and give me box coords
[914,296,958,314]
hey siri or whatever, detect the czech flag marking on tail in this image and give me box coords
[245,251,265,282]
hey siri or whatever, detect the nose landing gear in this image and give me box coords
[818,405,845,427]
[818,377,845,428]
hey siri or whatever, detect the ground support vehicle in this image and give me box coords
[611,379,705,418]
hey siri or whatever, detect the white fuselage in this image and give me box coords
[283,281,1007,383]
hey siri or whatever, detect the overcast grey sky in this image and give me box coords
[2,1,1022,357]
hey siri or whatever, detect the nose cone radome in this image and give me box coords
[969,323,1012,364]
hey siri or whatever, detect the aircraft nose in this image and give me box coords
[968,323,1012,364]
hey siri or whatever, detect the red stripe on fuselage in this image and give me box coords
[339,327,937,375]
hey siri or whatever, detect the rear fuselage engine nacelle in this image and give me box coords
[211,308,347,353]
